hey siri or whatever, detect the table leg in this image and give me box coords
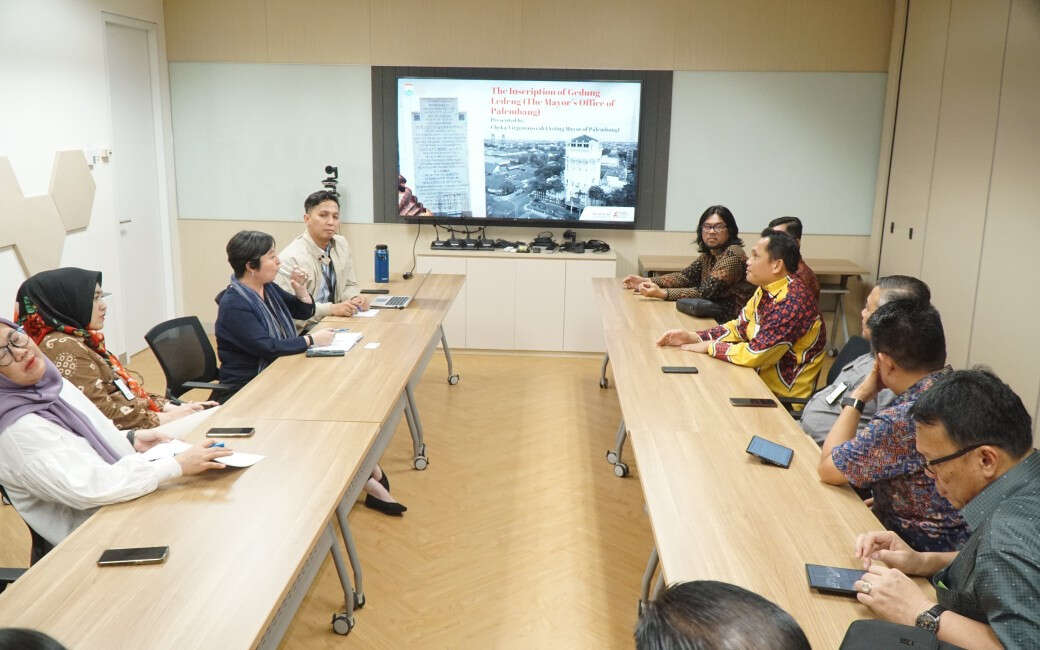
[638,545,659,617]
[606,419,629,478]
[440,324,460,385]
[405,383,429,470]
[599,353,610,389]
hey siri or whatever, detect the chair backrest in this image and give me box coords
[827,335,872,386]
[0,484,53,566]
[144,316,218,400]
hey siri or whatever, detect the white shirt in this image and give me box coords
[0,379,182,546]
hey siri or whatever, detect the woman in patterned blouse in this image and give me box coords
[622,205,755,322]
[15,268,214,430]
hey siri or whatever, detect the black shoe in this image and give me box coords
[364,494,407,516]
[377,470,390,491]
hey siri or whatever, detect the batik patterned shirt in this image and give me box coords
[652,244,755,321]
[696,275,826,401]
[831,366,970,552]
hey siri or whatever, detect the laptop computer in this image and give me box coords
[369,270,432,309]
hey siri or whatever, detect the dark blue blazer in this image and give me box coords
[214,282,315,391]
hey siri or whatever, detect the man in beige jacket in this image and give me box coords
[276,190,368,332]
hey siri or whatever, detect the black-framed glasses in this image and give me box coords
[702,223,728,232]
[922,443,995,472]
[0,328,30,367]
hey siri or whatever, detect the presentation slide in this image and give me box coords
[397,77,641,224]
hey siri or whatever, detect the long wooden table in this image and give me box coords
[0,274,464,647]
[593,279,931,649]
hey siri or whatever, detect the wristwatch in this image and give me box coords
[915,604,947,633]
[840,396,865,413]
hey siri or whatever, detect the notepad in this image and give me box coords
[354,309,379,318]
[141,439,264,468]
[312,330,363,352]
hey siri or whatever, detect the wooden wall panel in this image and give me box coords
[369,1,522,68]
[919,0,1009,368]
[520,0,676,70]
[878,0,950,278]
[164,0,268,62]
[675,0,894,71]
[969,0,1040,435]
[265,0,371,63]
[165,0,894,71]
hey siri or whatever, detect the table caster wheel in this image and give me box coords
[448,374,460,385]
[599,377,609,389]
[332,613,355,635]
[605,450,618,465]
[413,456,429,470]
[354,591,366,609]
[614,462,629,478]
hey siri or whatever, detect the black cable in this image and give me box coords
[404,221,421,279]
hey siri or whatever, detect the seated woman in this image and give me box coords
[15,268,215,430]
[0,317,231,556]
[215,230,405,516]
[622,205,754,322]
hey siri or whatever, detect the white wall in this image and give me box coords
[0,0,174,355]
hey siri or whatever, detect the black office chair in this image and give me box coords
[780,335,872,416]
[144,316,235,403]
[0,485,52,592]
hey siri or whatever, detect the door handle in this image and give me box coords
[119,217,133,224]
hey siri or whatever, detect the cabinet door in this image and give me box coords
[515,259,565,351]
[416,255,467,347]
[466,258,516,349]
[563,259,617,352]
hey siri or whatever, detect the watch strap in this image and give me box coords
[840,396,865,413]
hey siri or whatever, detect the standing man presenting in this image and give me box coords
[277,190,368,332]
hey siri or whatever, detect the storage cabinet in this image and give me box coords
[417,251,616,352]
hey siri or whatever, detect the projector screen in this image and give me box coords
[397,77,642,226]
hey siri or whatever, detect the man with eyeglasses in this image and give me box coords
[851,369,1039,649]
[818,300,968,552]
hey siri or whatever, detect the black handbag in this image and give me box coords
[839,620,965,650]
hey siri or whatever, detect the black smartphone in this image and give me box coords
[306,348,345,357]
[206,427,255,438]
[746,435,794,468]
[661,366,699,374]
[98,546,169,566]
[729,397,778,408]
[805,564,865,597]
[360,289,390,294]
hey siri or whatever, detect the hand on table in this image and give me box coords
[132,429,171,453]
[330,301,358,317]
[680,341,711,354]
[854,564,933,627]
[854,530,924,574]
[622,274,647,289]
[656,329,701,347]
[349,295,369,311]
[176,441,234,475]
[309,328,336,347]
[635,281,666,299]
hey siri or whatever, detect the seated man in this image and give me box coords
[275,190,368,332]
[767,216,819,304]
[853,369,1039,649]
[657,229,826,404]
[622,205,754,321]
[818,301,968,552]
[800,275,931,444]
[635,580,810,650]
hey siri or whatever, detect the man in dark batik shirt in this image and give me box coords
[852,369,1040,650]
[623,205,753,322]
[818,300,968,552]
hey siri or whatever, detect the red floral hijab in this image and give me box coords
[14,268,160,413]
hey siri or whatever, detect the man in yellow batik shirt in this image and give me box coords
[657,228,827,403]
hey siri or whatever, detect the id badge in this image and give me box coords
[113,378,135,401]
[824,382,848,405]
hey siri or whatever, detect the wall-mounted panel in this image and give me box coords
[919,0,1009,367]
[164,0,268,62]
[169,63,374,222]
[665,71,886,235]
[266,0,372,64]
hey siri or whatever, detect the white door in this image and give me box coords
[105,20,167,356]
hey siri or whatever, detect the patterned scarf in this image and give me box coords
[15,269,161,413]
[226,275,296,374]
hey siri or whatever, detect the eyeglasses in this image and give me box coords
[702,223,728,233]
[0,328,30,367]
[921,443,996,473]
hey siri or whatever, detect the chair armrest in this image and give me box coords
[181,381,236,394]
[0,567,27,590]
[778,396,809,420]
